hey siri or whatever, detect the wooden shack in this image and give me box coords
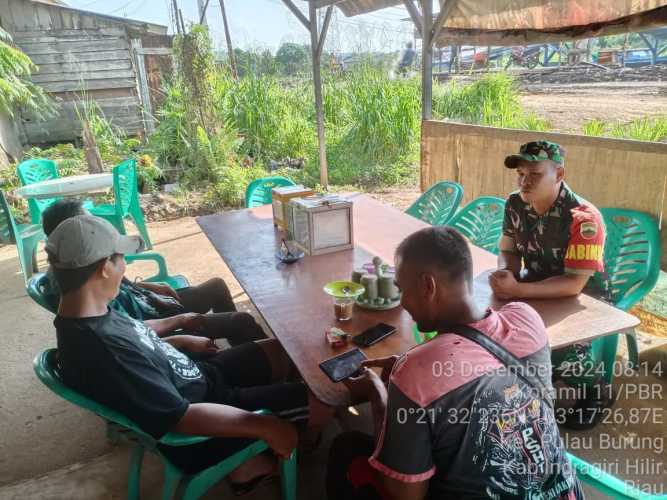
[0,0,172,145]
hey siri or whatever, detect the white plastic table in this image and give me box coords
[14,173,113,200]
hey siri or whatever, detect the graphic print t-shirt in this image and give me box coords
[369,303,581,499]
[55,309,208,438]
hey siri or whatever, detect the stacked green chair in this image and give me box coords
[405,181,464,226]
[27,252,189,314]
[245,176,296,208]
[588,208,662,384]
[447,196,506,254]
[34,349,297,500]
[90,160,153,249]
[16,159,60,225]
[1,190,44,285]
[16,159,96,225]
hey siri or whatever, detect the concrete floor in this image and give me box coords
[0,217,665,499]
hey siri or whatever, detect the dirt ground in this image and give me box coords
[520,81,667,134]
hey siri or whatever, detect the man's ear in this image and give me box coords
[555,165,565,182]
[99,258,113,279]
[419,272,437,300]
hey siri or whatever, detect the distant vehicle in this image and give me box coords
[505,46,541,69]
[625,49,652,64]
[623,49,667,65]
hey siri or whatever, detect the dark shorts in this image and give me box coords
[159,342,309,474]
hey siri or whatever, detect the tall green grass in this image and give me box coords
[582,116,667,142]
[148,31,554,198]
[432,73,550,131]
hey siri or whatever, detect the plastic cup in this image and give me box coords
[333,297,355,321]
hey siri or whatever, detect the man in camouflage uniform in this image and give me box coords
[490,140,612,429]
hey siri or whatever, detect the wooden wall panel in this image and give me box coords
[29,49,130,65]
[3,0,172,144]
[421,120,667,267]
[4,0,144,143]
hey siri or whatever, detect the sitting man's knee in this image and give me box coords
[208,277,230,294]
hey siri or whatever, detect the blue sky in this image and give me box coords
[65,0,415,53]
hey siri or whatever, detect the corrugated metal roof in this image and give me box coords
[301,0,667,45]
[433,0,667,46]
[335,0,402,17]
[300,0,401,17]
[27,0,168,34]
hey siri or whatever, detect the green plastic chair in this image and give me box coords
[34,349,297,500]
[125,252,190,290]
[16,159,61,225]
[1,190,44,285]
[26,273,57,313]
[412,323,437,345]
[89,160,153,249]
[27,252,190,314]
[587,209,662,385]
[447,196,506,255]
[405,181,464,226]
[245,176,296,208]
[567,452,667,499]
[16,159,96,225]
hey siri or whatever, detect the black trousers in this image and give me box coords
[177,278,267,346]
[327,431,384,500]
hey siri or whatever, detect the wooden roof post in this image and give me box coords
[421,0,432,120]
[311,3,333,188]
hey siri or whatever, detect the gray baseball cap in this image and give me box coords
[46,215,144,269]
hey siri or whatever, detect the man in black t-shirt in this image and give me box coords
[42,199,266,347]
[47,215,333,489]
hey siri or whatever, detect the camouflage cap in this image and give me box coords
[504,140,565,169]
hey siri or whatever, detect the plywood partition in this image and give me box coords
[421,120,667,267]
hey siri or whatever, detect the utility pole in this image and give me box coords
[220,0,238,80]
[197,0,209,26]
[171,0,181,34]
[178,9,186,34]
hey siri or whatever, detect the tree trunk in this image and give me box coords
[82,119,103,174]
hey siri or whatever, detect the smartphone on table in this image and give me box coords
[352,323,397,347]
[319,348,368,383]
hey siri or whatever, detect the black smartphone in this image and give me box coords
[319,349,368,383]
[352,323,397,347]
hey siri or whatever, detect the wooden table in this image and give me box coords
[197,193,639,407]
[14,173,113,200]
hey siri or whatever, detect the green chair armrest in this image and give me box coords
[124,252,169,279]
[158,409,274,447]
[124,252,190,289]
[567,452,667,499]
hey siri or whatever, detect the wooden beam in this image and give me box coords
[131,38,155,135]
[421,0,432,120]
[134,47,172,56]
[281,0,309,30]
[316,5,333,59]
[309,1,328,188]
[18,39,129,56]
[402,0,422,37]
[430,0,458,48]
[311,0,345,8]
